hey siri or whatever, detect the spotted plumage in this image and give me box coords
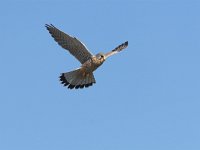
[45,24,128,89]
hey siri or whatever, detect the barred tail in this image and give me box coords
[59,68,96,89]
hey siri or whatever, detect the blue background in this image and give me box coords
[0,0,200,149]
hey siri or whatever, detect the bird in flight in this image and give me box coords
[45,24,128,89]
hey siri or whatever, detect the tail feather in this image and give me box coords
[79,76,86,89]
[90,73,96,84]
[59,68,96,89]
[82,77,87,86]
[85,76,90,87]
[71,73,81,86]
[85,77,91,87]
[74,75,83,89]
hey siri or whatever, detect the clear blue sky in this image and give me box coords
[0,0,200,150]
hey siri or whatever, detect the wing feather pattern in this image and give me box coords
[105,41,128,58]
[45,24,93,64]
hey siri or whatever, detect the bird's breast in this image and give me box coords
[81,57,104,73]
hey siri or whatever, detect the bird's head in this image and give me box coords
[96,53,106,62]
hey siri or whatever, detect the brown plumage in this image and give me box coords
[45,24,128,89]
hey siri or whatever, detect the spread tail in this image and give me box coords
[59,68,96,89]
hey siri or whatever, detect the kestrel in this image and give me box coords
[45,24,128,89]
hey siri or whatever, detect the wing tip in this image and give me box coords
[111,41,128,52]
[45,23,56,30]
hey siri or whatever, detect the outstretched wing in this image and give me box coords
[45,24,93,64]
[105,41,128,59]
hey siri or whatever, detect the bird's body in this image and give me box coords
[45,24,128,89]
[82,55,105,73]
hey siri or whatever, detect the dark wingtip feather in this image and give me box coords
[45,24,56,30]
[45,24,51,29]
[50,24,56,28]
[122,41,128,47]
[112,41,128,52]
